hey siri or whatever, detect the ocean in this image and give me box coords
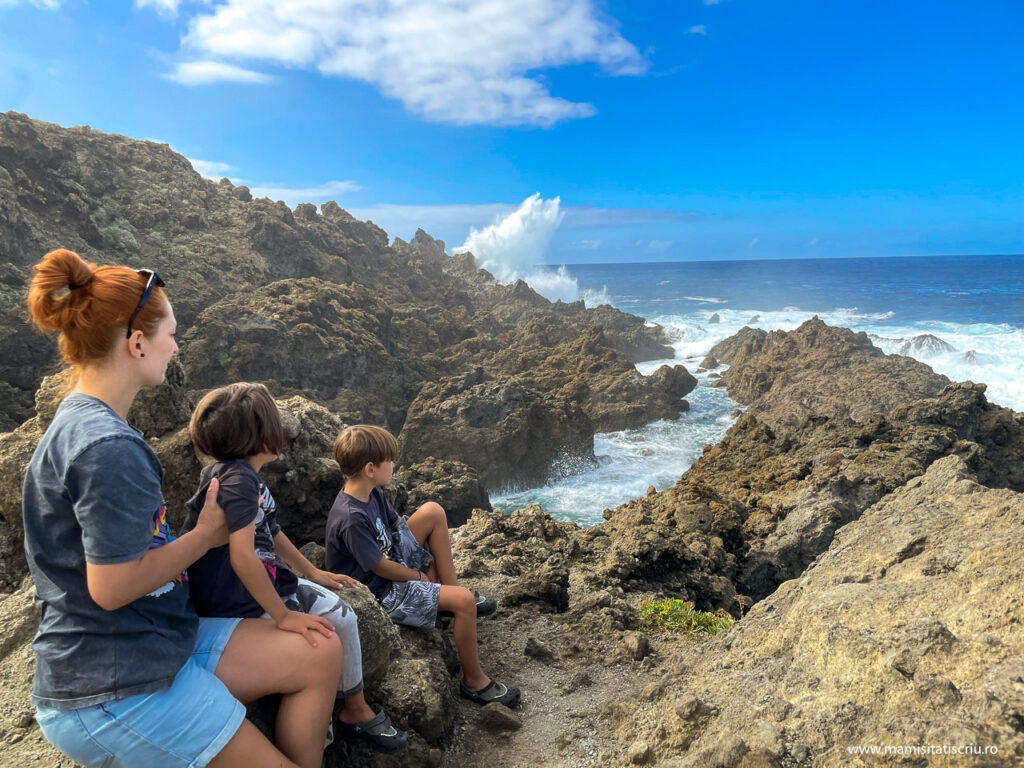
[492,254,1024,526]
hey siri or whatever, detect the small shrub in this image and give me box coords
[639,598,734,637]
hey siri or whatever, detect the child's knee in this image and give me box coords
[453,586,475,614]
[418,501,447,523]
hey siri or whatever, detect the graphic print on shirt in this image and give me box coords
[147,500,184,596]
[374,513,393,559]
[254,483,290,583]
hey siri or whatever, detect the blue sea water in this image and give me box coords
[492,254,1024,526]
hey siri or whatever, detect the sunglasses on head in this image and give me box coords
[126,269,165,339]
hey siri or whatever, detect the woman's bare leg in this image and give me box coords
[212,618,342,768]
[406,502,458,585]
[206,719,301,768]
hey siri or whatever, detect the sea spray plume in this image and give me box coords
[455,194,564,282]
[453,195,610,305]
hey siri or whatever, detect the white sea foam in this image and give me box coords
[492,376,740,526]
[682,295,728,304]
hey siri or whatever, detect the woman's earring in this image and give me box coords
[140,353,145,358]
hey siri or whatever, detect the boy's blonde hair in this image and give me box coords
[333,425,398,479]
[190,382,284,460]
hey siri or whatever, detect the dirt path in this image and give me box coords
[442,610,645,768]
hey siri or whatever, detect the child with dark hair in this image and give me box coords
[327,425,519,709]
[182,384,407,753]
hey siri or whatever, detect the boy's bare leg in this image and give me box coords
[338,690,377,724]
[213,618,342,768]
[438,585,490,691]
[406,502,458,585]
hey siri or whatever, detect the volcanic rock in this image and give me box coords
[597,457,1024,767]
[394,458,491,527]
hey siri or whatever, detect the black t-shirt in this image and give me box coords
[182,460,298,618]
[325,487,399,599]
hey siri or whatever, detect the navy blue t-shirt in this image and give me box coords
[23,394,197,710]
[181,460,298,618]
[325,487,398,599]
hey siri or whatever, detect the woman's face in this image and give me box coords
[139,302,178,386]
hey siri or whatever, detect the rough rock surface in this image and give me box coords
[708,318,950,433]
[394,458,491,527]
[596,457,1024,767]
[0,111,684,488]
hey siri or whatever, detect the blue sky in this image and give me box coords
[1,0,1022,265]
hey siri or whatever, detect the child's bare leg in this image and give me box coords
[214,619,342,768]
[338,690,377,724]
[439,585,489,690]
[406,502,458,585]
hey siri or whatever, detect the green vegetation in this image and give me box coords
[639,598,734,637]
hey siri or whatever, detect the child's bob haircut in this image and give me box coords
[333,425,398,479]
[189,382,284,460]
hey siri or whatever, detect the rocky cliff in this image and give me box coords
[0,111,695,587]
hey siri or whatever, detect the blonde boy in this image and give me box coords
[326,425,519,708]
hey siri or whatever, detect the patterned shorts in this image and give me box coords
[380,518,441,629]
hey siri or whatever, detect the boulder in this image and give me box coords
[394,458,491,527]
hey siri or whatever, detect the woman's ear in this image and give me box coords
[127,329,146,359]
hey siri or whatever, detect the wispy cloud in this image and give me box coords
[687,24,707,35]
[247,180,362,207]
[562,206,699,229]
[167,60,274,85]
[156,0,646,127]
[0,0,61,8]
[135,0,180,17]
[187,157,236,180]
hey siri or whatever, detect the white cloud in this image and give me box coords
[454,193,564,280]
[136,0,180,17]
[167,60,274,85]
[187,157,235,179]
[247,180,362,206]
[687,24,707,35]
[0,0,61,8]
[163,0,646,127]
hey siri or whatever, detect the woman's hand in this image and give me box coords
[193,478,229,549]
[309,569,359,590]
[276,610,336,647]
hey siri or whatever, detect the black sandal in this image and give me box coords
[336,710,409,753]
[459,678,521,708]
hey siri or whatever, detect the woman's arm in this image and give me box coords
[86,478,227,611]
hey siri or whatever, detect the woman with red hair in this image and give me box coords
[23,249,341,768]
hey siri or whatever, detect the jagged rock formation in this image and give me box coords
[592,319,1024,606]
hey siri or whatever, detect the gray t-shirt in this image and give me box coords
[22,393,197,710]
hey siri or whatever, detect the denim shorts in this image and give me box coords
[35,617,245,768]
